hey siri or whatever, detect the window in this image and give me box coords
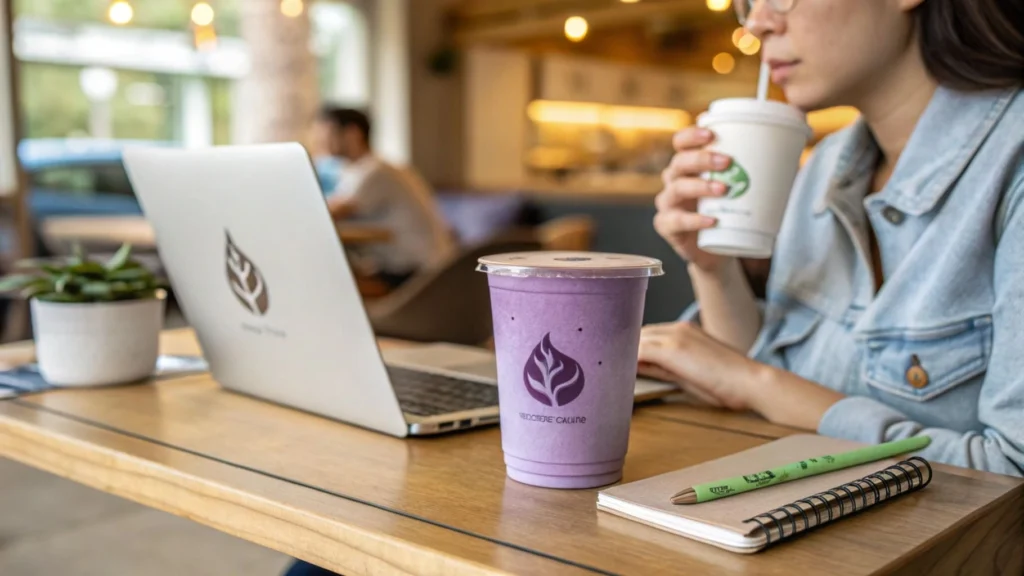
[28,162,134,197]
[312,1,370,107]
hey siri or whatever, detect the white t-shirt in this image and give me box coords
[333,154,456,275]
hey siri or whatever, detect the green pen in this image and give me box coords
[671,435,931,505]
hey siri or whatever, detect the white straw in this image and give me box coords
[757,61,771,100]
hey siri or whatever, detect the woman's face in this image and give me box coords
[745,0,923,111]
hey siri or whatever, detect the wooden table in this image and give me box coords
[39,216,393,250]
[1,330,1021,575]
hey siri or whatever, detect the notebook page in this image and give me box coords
[599,434,905,537]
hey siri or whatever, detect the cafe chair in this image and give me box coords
[537,215,596,252]
[366,232,542,346]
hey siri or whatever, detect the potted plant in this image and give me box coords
[0,243,167,387]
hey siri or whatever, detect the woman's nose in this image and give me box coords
[744,0,783,39]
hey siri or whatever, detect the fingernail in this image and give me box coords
[713,154,731,169]
[697,128,713,139]
[710,181,728,195]
[702,216,718,226]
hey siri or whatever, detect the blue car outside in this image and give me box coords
[16,138,340,255]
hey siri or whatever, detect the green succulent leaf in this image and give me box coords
[56,273,79,293]
[4,242,162,303]
[80,282,114,299]
[0,274,38,292]
[68,262,107,277]
[36,292,88,303]
[105,243,134,271]
[70,243,86,266]
[107,267,153,282]
[21,279,56,299]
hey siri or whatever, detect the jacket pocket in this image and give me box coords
[862,315,992,402]
[752,302,822,359]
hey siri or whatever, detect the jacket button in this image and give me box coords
[883,206,905,225]
[906,354,929,389]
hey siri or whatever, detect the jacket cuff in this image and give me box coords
[817,396,908,444]
[678,301,701,325]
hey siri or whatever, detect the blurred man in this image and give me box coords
[311,106,456,288]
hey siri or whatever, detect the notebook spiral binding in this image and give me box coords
[742,456,933,547]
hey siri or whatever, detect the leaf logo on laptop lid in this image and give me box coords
[225,231,269,316]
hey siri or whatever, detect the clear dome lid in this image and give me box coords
[477,251,664,279]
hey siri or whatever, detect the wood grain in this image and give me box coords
[1,330,1022,575]
[887,484,1024,576]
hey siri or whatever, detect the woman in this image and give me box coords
[639,0,1024,476]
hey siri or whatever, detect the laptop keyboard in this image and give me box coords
[387,366,500,416]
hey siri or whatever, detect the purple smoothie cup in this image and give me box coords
[476,252,664,489]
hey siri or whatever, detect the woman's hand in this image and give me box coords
[654,127,734,272]
[638,322,846,430]
[639,322,760,411]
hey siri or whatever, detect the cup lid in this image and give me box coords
[476,251,664,279]
[700,97,812,138]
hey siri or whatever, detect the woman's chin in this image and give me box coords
[780,84,835,113]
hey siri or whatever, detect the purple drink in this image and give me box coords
[477,252,663,489]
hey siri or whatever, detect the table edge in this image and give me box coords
[0,399,599,576]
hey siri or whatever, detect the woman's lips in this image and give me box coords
[768,59,800,84]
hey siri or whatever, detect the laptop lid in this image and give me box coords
[123,143,409,438]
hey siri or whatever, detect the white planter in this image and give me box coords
[30,295,166,387]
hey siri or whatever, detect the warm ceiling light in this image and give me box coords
[527,100,691,131]
[621,0,641,3]
[108,1,133,25]
[564,16,589,42]
[731,27,746,47]
[280,0,304,17]
[191,2,215,26]
[707,0,732,12]
[527,100,603,125]
[712,52,736,74]
[605,106,691,131]
[738,33,761,55]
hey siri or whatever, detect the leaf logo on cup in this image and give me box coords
[225,231,270,316]
[709,161,751,199]
[523,333,585,407]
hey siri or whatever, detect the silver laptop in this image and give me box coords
[122,143,676,437]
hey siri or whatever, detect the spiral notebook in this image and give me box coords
[597,434,932,554]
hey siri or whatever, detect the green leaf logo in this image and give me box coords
[708,161,751,199]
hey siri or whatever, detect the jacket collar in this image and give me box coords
[814,85,1020,216]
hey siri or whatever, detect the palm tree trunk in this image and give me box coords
[236,1,319,144]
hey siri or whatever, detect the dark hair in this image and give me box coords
[916,0,1024,90]
[317,105,371,144]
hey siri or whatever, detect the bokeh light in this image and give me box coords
[712,52,736,74]
[108,1,133,25]
[564,16,589,42]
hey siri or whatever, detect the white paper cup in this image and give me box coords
[696,98,812,259]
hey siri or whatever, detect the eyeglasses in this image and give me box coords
[734,0,797,25]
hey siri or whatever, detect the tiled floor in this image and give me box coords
[0,457,293,575]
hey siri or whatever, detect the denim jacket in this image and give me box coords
[689,86,1024,476]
